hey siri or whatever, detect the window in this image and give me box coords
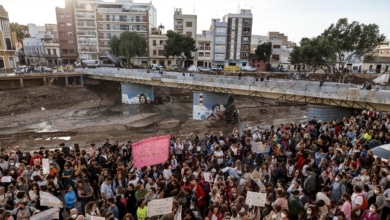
[0,57,4,68]
[5,38,12,50]
[158,50,164,56]
[186,32,192,37]
[273,45,281,49]
[153,40,156,46]
[65,14,71,18]
[159,40,163,45]
[69,49,75,54]
[67,32,73,37]
[9,57,15,68]
[152,60,156,64]
[186,22,192,27]
[198,52,204,57]
[153,50,156,55]
[205,53,210,57]
[66,23,72,26]
[47,49,51,55]
[61,49,68,54]
[69,41,74,45]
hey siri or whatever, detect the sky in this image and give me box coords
[2,0,390,43]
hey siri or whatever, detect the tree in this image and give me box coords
[10,22,25,42]
[255,42,272,71]
[164,30,197,67]
[289,18,386,82]
[108,31,146,65]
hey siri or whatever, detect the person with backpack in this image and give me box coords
[10,200,40,220]
[351,185,368,219]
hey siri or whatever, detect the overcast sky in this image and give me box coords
[2,0,389,43]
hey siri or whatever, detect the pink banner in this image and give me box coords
[132,135,171,168]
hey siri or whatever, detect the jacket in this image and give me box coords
[64,191,77,209]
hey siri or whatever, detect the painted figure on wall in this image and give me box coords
[207,104,224,120]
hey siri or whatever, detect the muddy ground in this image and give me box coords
[0,81,307,150]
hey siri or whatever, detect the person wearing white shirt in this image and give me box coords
[213,146,224,165]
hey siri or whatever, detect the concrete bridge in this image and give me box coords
[76,68,390,112]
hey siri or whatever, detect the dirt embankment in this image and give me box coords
[0,81,307,150]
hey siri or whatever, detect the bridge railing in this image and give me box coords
[76,68,390,105]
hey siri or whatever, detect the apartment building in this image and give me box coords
[0,5,17,70]
[96,0,156,60]
[196,30,213,67]
[56,0,78,64]
[268,31,288,67]
[224,9,252,65]
[148,27,175,67]
[174,8,197,66]
[210,18,227,68]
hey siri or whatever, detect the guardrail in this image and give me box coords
[76,68,390,108]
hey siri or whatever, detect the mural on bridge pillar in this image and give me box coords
[121,83,154,104]
[193,92,229,120]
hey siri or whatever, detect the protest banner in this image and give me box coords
[132,135,171,168]
[31,208,59,220]
[251,141,264,153]
[147,197,173,217]
[250,170,266,192]
[40,191,63,208]
[91,217,105,220]
[1,176,11,183]
[42,158,50,174]
[245,191,267,207]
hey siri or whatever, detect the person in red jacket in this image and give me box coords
[207,204,223,220]
[191,178,205,210]
[29,152,43,167]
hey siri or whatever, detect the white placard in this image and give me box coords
[245,191,267,207]
[91,217,105,220]
[31,208,59,220]
[40,191,63,208]
[251,141,264,153]
[42,159,50,175]
[203,172,212,182]
[221,167,229,173]
[1,176,11,182]
[147,197,173,217]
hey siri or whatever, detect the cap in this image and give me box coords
[211,168,216,173]
[291,190,300,195]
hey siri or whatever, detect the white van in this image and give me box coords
[75,59,99,68]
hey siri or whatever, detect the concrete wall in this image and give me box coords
[307,105,353,122]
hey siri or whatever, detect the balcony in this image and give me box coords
[175,24,183,29]
[77,32,97,36]
[78,49,98,53]
[243,31,251,36]
[243,22,252,26]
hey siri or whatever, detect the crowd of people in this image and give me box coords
[0,109,389,220]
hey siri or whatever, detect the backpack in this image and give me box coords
[120,197,127,207]
[358,194,368,211]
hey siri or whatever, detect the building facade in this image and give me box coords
[210,18,227,68]
[148,27,174,67]
[56,0,78,64]
[0,5,17,71]
[173,8,197,65]
[224,9,252,65]
[196,30,213,67]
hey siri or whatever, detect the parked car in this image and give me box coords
[187,65,198,72]
[150,64,164,70]
[165,64,179,71]
[365,69,376,74]
[198,66,211,72]
[242,66,256,72]
[224,65,240,72]
[42,66,53,73]
[15,66,28,74]
[211,66,223,71]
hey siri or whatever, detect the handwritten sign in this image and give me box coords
[42,159,50,175]
[1,176,11,183]
[132,135,171,168]
[31,208,59,220]
[40,191,63,208]
[147,197,173,217]
[245,191,267,207]
[252,141,264,153]
[203,172,212,182]
[91,217,105,220]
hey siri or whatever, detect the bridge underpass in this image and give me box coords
[77,68,390,112]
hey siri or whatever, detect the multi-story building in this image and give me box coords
[148,27,174,67]
[27,23,46,38]
[173,8,197,66]
[268,32,288,68]
[210,18,227,68]
[56,0,78,64]
[224,9,252,66]
[0,5,17,70]
[23,38,45,65]
[250,35,268,54]
[196,30,213,67]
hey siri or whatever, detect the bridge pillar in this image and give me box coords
[65,76,69,86]
[121,83,154,104]
[80,75,84,86]
[192,91,230,120]
[42,77,47,85]
[19,78,24,88]
[307,105,354,122]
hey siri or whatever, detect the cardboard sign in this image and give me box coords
[245,191,267,207]
[132,135,170,168]
[40,191,63,208]
[1,176,11,183]
[147,197,173,217]
[91,217,105,220]
[42,159,50,175]
[203,172,212,182]
[31,208,59,220]
[252,141,264,153]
